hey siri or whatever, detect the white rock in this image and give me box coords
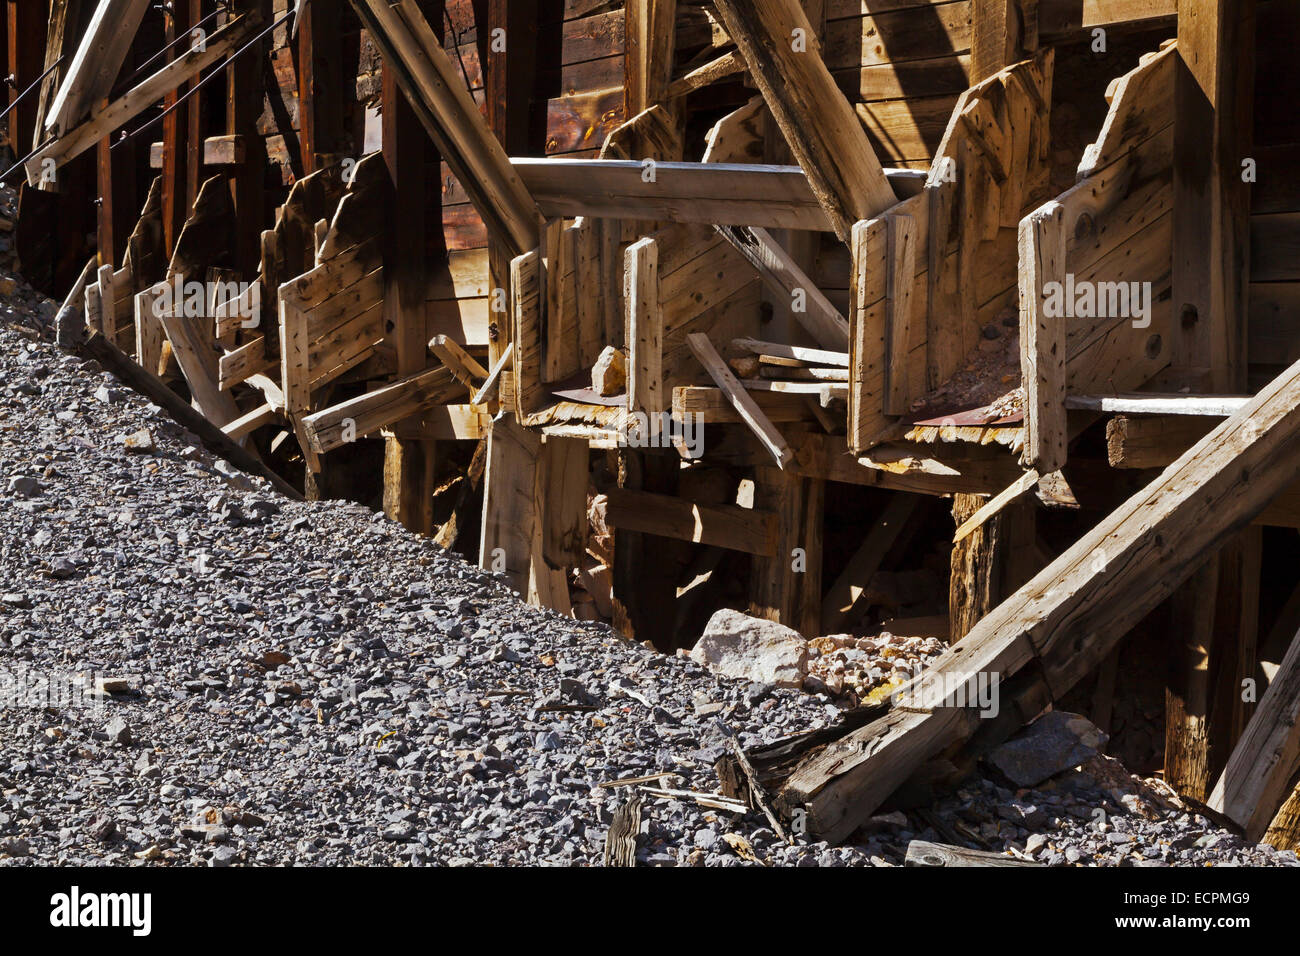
[689,609,808,688]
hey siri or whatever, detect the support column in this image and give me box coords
[749,465,824,637]
[1171,0,1256,393]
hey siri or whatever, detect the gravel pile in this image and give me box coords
[0,268,1294,867]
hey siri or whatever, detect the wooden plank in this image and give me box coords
[222,403,279,441]
[952,469,1040,543]
[687,332,793,468]
[732,337,849,367]
[1209,621,1300,840]
[883,213,917,415]
[905,840,1038,867]
[1068,393,1250,416]
[134,284,166,375]
[479,414,542,596]
[673,385,813,424]
[1037,0,1176,40]
[715,225,849,349]
[159,309,242,429]
[711,0,896,242]
[594,488,778,557]
[1019,201,1067,472]
[43,0,152,136]
[516,158,834,232]
[778,354,1300,841]
[300,366,467,453]
[540,436,589,570]
[218,335,272,391]
[625,236,662,417]
[472,341,513,406]
[510,249,546,416]
[429,334,490,391]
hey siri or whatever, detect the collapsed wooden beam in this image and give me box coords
[687,332,793,468]
[299,366,466,453]
[714,225,848,349]
[776,354,1300,841]
[711,0,897,242]
[350,0,539,258]
[1209,626,1300,839]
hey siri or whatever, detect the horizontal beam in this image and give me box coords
[1068,393,1250,416]
[592,488,778,556]
[513,158,922,232]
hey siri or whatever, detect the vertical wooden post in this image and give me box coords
[1164,556,1221,801]
[161,1,191,254]
[6,1,47,159]
[971,0,1020,83]
[1019,201,1067,473]
[949,494,1035,640]
[381,25,436,535]
[625,236,661,417]
[228,0,268,275]
[298,0,345,174]
[749,465,824,638]
[1171,0,1256,393]
[484,0,538,366]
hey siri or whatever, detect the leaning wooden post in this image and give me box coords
[710,0,897,243]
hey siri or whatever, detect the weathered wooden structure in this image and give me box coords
[10,0,1300,849]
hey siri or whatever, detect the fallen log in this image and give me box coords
[766,355,1300,842]
[905,840,1039,867]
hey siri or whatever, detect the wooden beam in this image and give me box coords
[1171,0,1256,392]
[1019,201,1067,472]
[43,0,152,136]
[625,236,662,417]
[778,354,1300,841]
[510,249,545,416]
[971,0,1020,84]
[1164,556,1221,801]
[593,488,778,557]
[350,0,539,258]
[749,465,824,637]
[1210,623,1300,840]
[383,39,437,537]
[687,332,793,468]
[714,225,848,349]
[429,334,489,391]
[883,213,917,415]
[711,0,896,242]
[300,366,466,453]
